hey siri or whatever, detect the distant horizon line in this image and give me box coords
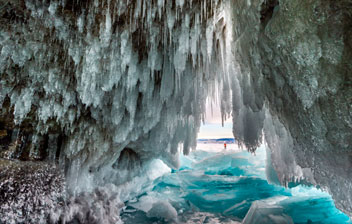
[198,138,235,140]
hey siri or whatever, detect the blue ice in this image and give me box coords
[121,145,351,223]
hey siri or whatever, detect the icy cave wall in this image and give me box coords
[0,0,232,195]
[0,0,351,221]
[231,0,352,216]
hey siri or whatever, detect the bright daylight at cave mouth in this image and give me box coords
[0,0,351,223]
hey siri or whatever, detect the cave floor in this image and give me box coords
[120,145,351,224]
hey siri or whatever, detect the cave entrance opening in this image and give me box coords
[197,99,237,151]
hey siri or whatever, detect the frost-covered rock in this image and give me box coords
[0,159,65,224]
[231,0,352,216]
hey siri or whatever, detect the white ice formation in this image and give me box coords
[0,0,351,222]
[0,0,233,195]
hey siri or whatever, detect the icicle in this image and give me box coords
[1,0,236,204]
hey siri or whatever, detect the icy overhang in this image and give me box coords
[0,0,351,218]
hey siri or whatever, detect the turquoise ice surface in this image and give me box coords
[121,146,351,224]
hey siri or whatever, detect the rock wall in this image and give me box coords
[231,0,352,216]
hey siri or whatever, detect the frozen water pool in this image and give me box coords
[121,145,351,224]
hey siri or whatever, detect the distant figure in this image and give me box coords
[224,143,227,150]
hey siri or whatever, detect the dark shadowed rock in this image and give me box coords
[0,159,65,223]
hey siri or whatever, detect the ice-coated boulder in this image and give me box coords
[146,200,178,222]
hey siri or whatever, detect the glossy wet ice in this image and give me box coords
[121,145,351,224]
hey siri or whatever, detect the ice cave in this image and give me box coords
[0,0,351,223]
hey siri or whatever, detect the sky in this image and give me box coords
[197,100,233,139]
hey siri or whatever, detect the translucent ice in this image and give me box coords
[121,145,351,224]
[242,201,294,224]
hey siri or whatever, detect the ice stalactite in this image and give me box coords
[0,0,234,222]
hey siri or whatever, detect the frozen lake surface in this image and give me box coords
[121,144,351,224]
